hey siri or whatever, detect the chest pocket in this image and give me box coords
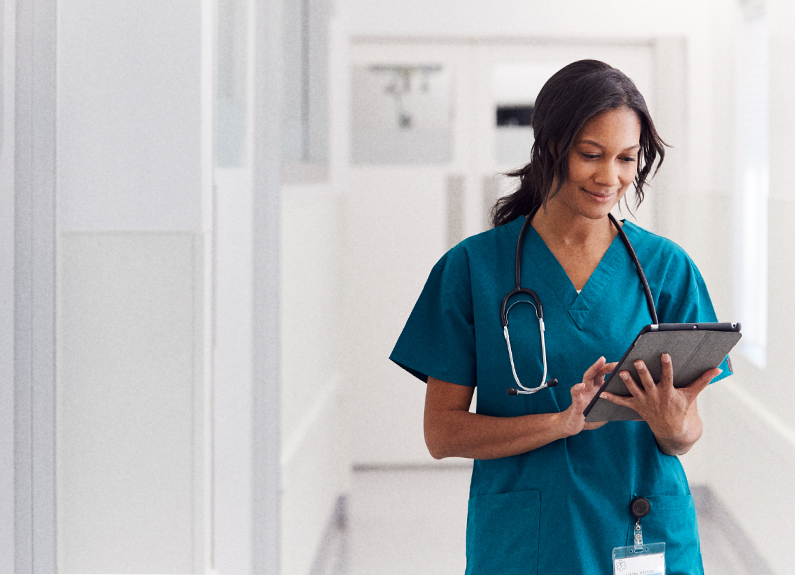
[625,494,702,575]
[466,489,540,575]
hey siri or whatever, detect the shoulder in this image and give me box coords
[622,220,691,261]
[622,220,703,293]
[432,216,524,292]
[622,221,717,323]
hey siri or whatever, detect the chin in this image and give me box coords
[579,205,618,220]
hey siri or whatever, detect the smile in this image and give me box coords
[583,189,613,202]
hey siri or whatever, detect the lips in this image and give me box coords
[583,188,613,201]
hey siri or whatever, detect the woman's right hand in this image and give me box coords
[424,357,617,459]
[559,356,617,437]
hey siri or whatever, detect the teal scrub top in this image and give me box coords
[390,216,732,575]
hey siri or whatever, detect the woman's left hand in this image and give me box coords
[600,353,722,455]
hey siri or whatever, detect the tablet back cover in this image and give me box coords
[584,329,742,422]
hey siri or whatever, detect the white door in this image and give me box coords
[346,40,657,466]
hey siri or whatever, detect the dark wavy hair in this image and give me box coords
[491,60,667,228]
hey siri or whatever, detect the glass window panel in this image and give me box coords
[216,0,248,168]
[283,0,329,167]
[734,10,769,368]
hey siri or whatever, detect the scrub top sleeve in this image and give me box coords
[664,263,733,384]
[390,254,477,387]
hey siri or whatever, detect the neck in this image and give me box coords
[530,202,618,248]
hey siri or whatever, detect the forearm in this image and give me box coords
[424,409,568,460]
[653,402,703,456]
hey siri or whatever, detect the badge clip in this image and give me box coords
[612,497,666,575]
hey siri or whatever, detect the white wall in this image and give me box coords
[57,1,204,232]
[342,0,724,201]
[56,1,210,571]
[213,1,352,573]
[280,184,347,575]
[57,233,202,573]
[9,0,350,572]
[279,4,352,573]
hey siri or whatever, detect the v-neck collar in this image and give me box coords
[519,217,628,330]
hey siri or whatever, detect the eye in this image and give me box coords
[620,156,637,163]
[580,153,599,160]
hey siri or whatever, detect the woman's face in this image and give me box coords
[552,107,641,221]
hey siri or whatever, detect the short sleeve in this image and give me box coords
[389,250,477,386]
[659,261,733,384]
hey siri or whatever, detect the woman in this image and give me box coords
[390,60,730,574]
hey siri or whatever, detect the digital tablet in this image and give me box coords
[583,322,742,422]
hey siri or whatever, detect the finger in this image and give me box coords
[569,383,593,412]
[682,368,722,398]
[633,360,656,391]
[600,391,632,408]
[619,370,644,397]
[592,362,619,388]
[582,356,607,385]
[569,382,586,401]
[660,353,673,389]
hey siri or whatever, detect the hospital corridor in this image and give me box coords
[311,466,760,575]
[1,0,794,573]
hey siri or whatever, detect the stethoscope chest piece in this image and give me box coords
[503,213,658,397]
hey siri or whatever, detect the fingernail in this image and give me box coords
[620,372,629,380]
[635,361,645,370]
[717,369,723,374]
[662,353,670,363]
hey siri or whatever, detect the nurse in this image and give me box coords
[390,60,731,575]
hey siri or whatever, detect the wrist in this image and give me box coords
[650,420,688,443]
[554,410,577,439]
[653,418,701,456]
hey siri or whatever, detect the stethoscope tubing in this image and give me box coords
[502,212,658,395]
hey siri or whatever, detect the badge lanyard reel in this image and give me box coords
[613,497,666,575]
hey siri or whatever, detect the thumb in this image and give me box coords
[570,382,588,406]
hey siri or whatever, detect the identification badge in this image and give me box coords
[614,497,665,575]
[612,542,665,575]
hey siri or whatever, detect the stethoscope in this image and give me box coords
[503,213,659,396]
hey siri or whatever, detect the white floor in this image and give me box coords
[314,465,768,575]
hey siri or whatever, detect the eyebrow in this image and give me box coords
[576,139,641,152]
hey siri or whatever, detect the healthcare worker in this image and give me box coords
[390,60,731,575]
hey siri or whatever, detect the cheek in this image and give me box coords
[566,161,592,185]
[619,165,637,188]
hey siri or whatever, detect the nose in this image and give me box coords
[593,160,621,187]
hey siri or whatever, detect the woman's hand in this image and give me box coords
[560,356,617,437]
[600,353,722,455]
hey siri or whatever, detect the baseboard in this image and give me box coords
[308,495,348,575]
[352,461,473,472]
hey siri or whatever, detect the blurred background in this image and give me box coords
[1,0,793,573]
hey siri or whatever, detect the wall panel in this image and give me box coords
[57,232,201,573]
